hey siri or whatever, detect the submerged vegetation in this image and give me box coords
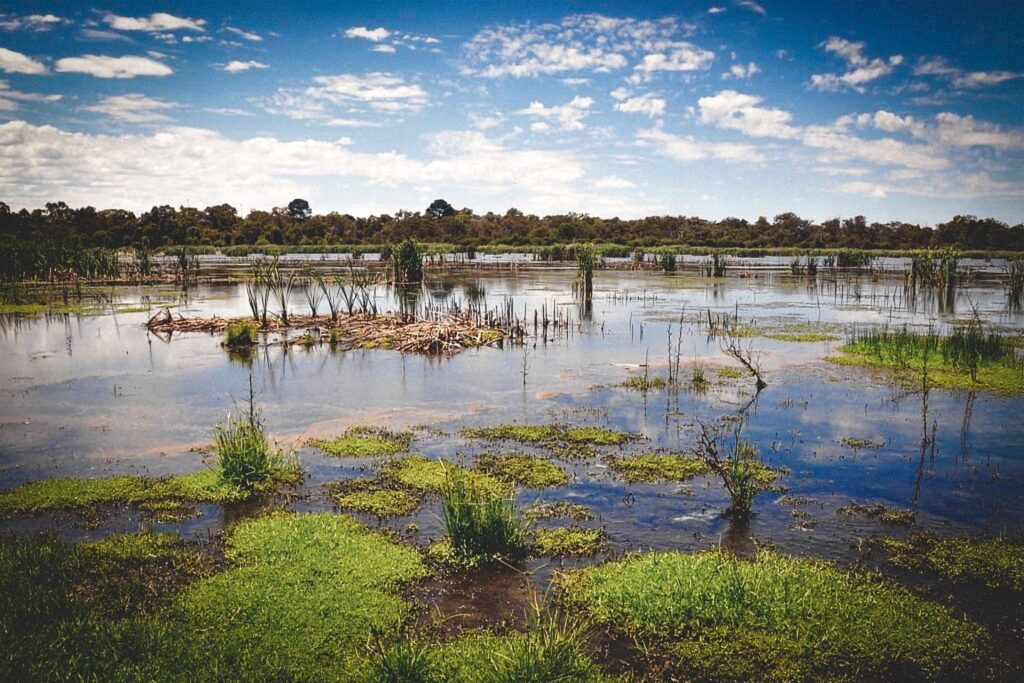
[533,526,608,556]
[559,549,988,682]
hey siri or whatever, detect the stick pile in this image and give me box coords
[145,308,504,355]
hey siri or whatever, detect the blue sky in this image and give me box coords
[1,1,1022,224]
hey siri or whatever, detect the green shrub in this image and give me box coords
[223,320,258,347]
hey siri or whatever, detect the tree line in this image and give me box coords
[0,198,1021,252]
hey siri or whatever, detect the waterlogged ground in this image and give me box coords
[2,258,1023,679]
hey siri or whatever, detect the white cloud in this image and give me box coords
[723,61,759,80]
[736,1,767,16]
[836,110,927,138]
[530,121,551,133]
[593,176,636,189]
[464,14,709,78]
[305,72,428,112]
[372,45,396,54]
[612,92,666,117]
[811,37,901,92]
[519,96,593,131]
[0,121,598,215]
[803,124,948,170]
[82,93,178,123]
[933,113,1024,150]
[0,80,60,110]
[468,111,504,129]
[344,26,391,42]
[636,126,763,163]
[224,27,262,42]
[324,117,383,128]
[707,7,726,14]
[105,12,205,32]
[222,60,268,73]
[634,43,714,74]
[913,56,1021,89]
[55,55,173,78]
[833,181,890,198]
[0,14,63,31]
[697,90,800,139]
[0,47,47,74]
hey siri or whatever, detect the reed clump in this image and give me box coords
[214,381,295,493]
[573,244,597,301]
[440,470,530,566]
[391,238,424,284]
[223,320,258,347]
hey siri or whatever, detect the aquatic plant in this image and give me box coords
[701,252,727,277]
[331,485,421,518]
[301,270,324,316]
[559,549,988,682]
[525,502,594,521]
[441,470,530,566]
[694,425,768,519]
[661,251,677,273]
[391,238,424,284]
[881,534,1024,593]
[610,453,707,484]
[573,244,597,301]
[214,379,292,493]
[838,501,916,526]
[461,423,637,447]
[532,527,608,556]
[1007,257,1024,309]
[476,452,570,488]
[223,320,258,347]
[310,427,411,458]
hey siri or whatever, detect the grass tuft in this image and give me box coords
[476,452,570,488]
[440,471,530,566]
[610,453,707,483]
[533,527,608,556]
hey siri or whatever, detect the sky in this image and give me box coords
[0,1,1022,225]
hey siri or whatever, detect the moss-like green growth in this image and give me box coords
[223,320,258,347]
[764,325,839,343]
[881,535,1024,592]
[0,466,300,517]
[309,426,411,458]
[476,452,570,488]
[138,499,200,523]
[620,375,671,391]
[560,550,988,682]
[328,481,421,518]
[383,455,509,497]
[830,332,1024,396]
[716,366,745,380]
[839,501,916,526]
[840,437,884,450]
[533,527,608,556]
[526,501,594,521]
[610,453,708,483]
[462,423,638,447]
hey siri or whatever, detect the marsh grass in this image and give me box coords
[573,245,597,301]
[834,323,1024,394]
[222,320,258,347]
[610,453,707,483]
[559,549,988,682]
[441,470,530,566]
[533,527,608,556]
[392,238,424,284]
[1007,257,1024,309]
[881,534,1024,592]
[462,423,638,448]
[328,481,422,518]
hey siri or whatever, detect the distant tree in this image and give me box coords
[287,198,311,222]
[426,198,456,219]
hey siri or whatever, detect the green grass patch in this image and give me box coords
[619,375,672,391]
[525,501,594,521]
[830,327,1024,395]
[839,501,916,526]
[383,455,509,498]
[560,550,988,682]
[610,453,707,483]
[765,330,839,343]
[309,426,411,458]
[0,467,301,516]
[439,471,530,567]
[476,452,570,488]
[223,320,258,347]
[462,423,638,447]
[881,535,1024,592]
[533,527,608,556]
[840,437,884,449]
[327,480,421,518]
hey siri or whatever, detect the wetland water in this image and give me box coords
[2,257,1022,570]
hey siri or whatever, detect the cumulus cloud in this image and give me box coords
[0,47,47,74]
[372,45,396,54]
[344,26,391,42]
[803,124,948,170]
[933,113,1024,150]
[519,96,594,131]
[722,61,759,79]
[463,13,711,79]
[222,60,268,73]
[697,90,800,138]
[55,55,173,78]
[306,72,428,112]
[636,126,763,163]
[611,90,666,117]
[811,37,901,92]
[81,93,178,123]
[0,14,63,31]
[105,12,205,32]
[0,80,60,110]
[0,120,600,215]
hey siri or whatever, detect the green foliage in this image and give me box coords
[391,238,424,284]
[573,244,597,300]
[882,535,1024,592]
[476,452,570,488]
[367,637,439,682]
[383,455,509,497]
[533,527,608,556]
[610,453,707,483]
[310,427,411,457]
[330,483,421,518]
[838,501,916,525]
[223,320,258,347]
[441,471,530,566]
[214,414,272,493]
[560,550,988,682]
[462,423,637,448]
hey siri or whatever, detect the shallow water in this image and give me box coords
[1,262,1022,572]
